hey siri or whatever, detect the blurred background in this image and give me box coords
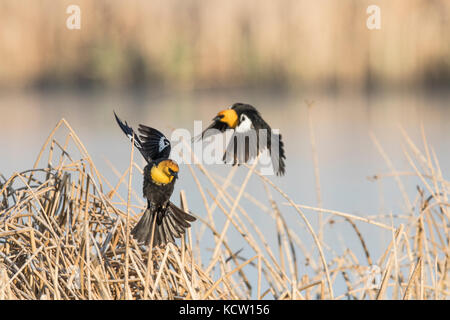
[1,0,450,90]
[0,0,449,297]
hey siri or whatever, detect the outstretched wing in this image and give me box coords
[269,132,286,176]
[114,112,171,162]
[137,125,171,160]
[222,113,286,176]
[192,117,230,142]
[114,111,148,160]
[222,132,259,166]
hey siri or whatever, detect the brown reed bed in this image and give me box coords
[1,1,450,90]
[0,118,449,300]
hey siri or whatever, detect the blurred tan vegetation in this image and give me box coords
[0,0,449,90]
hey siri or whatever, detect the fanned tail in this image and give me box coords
[131,203,196,247]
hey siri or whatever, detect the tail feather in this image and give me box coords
[162,219,176,243]
[131,203,196,247]
[165,215,183,238]
[131,208,154,243]
[157,221,167,246]
[169,202,197,222]
[168,210,191,229]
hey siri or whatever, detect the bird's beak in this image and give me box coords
[213,114,224,122]
[172,171,179,179]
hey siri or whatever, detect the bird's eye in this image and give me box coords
[240,114,246,122]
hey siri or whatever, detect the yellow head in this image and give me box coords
[216,109,238,129]
[150,159,179,185]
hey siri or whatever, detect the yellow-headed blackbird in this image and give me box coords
[114,112,196,247]
[197,103,286,176]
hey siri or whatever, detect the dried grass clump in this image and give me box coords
[0,119,228,300]
[0,117,449,300]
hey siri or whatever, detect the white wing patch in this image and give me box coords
[159,136,170,152]
[235,114,253,133]
[127,134,142,149]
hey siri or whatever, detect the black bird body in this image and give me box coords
[199,103,286,176]
[143,163,175,206]
[114,112,196,247]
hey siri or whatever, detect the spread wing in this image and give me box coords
[223,114,286,176]
[269,132,286,176]
[223,127,259,166]
[192,117,230,142]
[114,112,171,162]
[114,112,147,159]
[137,125,171,160]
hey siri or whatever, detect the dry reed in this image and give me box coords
[0,118,448,300]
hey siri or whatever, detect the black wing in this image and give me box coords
[223,129,259,166]
[269,132,286,176]
[192,117,230,142]
[114,112,171,162]
[137,125,171,160]
[114,112,148,159]
[222,114,286,176]
[251,115,286,176]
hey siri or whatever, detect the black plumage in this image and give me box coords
[114,112,196,247]
[198,103,286,176]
